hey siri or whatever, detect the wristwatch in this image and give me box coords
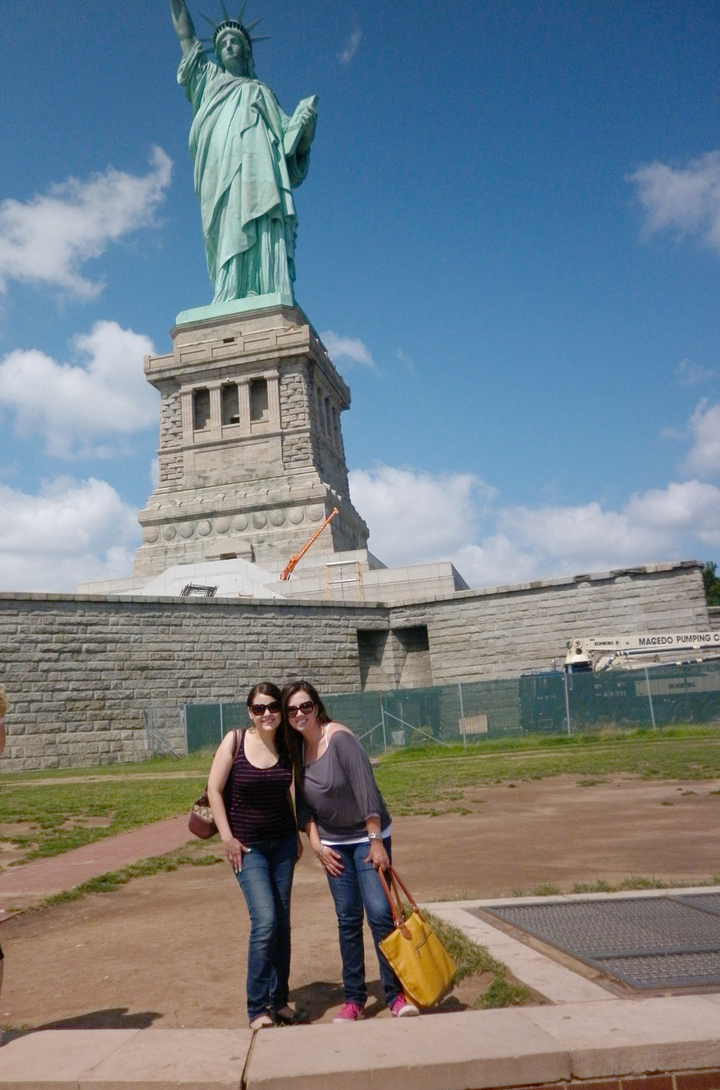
[367,833,382,841]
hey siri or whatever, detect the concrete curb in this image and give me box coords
[2,998,720,1090]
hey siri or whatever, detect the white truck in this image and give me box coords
[565,631,720,673]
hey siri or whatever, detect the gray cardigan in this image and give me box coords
[295,731,391,841]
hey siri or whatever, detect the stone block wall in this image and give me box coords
[390,561,709,684]
[0,595,384,772]
[157,381,183,485]
[278,367,308,429]
[0,561,708,770]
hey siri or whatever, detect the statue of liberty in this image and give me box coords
[170,1,318,303]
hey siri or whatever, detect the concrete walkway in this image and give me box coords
[0,815,192,915]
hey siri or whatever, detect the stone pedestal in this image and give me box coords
[134,300,369,578]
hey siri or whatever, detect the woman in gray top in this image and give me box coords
[283,680,419,1021]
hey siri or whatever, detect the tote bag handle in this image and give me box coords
[377,864,425,940]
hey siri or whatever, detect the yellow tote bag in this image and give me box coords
[378,866,456,1009]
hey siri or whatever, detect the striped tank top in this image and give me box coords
[226,730,296,845]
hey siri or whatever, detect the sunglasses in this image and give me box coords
[250,701,281,716]
[286,700,315,718]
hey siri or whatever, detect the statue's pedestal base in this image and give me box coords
[134,300,368,578]
[175,292,295,327]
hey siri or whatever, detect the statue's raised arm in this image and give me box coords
[170,0,199,57]
[171,3,318,306]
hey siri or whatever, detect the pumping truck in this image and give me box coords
[564,631,720,673]
[519,630,720,734]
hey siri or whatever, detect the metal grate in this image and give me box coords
[477,893,720,989]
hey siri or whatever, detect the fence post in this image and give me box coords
[380,694,388,754]
[458,683,467,749]
[181,706,188,756]
[643,667,657,730]
[563,670,572,736]
[219,702,224,743]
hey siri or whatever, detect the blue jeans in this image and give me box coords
[236,833,297,1020]
[325,838,401,1008]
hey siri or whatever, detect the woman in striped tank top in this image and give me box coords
[207,682,302,1029]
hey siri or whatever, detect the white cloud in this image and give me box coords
[349,465,496,566]
[350,463,720,587]
[0,321,159,458]
[676,358,716,385]
[0,147,172,298]
[0,476,139,592]
[629,150,720,253]
[683,400,720,476]
[338,29,362,65]
[321,330,376,369]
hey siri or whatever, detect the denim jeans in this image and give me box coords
[325,837,401,1007]
[236,833,297,1020]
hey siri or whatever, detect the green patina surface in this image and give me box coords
[176,291,295,326]
[170,0,318,304]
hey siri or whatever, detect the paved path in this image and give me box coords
[0,815,192,916]
[1,772,203,787]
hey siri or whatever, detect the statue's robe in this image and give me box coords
[178,42,311,302]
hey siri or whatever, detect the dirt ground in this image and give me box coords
[3,773,720,1031]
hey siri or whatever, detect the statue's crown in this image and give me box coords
[199,3,268,55]
[213,19,250,49]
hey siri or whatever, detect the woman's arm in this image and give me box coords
[329,729,389,870]
[170,0,199,57]
[207,732,249,872]
[305,819,344,876]
[364,815,389,870]
[287,788,303,861]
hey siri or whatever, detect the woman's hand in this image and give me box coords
[317,845,344,877]
[222,835,250,873]
[296,835,304,862]
[364,838,389,871]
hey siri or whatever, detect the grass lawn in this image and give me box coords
[3,726,720,862]
[0,768,208,861]
[375,726,720,814]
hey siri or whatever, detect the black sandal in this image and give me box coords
[273,1006,308,1025]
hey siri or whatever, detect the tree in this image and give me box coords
[702,562,720,606]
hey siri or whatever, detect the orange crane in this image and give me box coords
[281,507,339,580]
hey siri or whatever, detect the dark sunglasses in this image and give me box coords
[250,701,281,716]
[286,700,315,717]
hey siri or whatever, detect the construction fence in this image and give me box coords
[147,661,720,757]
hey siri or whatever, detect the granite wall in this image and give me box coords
[0,560,708,771]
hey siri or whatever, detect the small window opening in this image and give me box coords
[223,337,234,344]
[250,378,269,422]
[325,397,332,435]
[316,387,325,431]
[222,383,240,425]
[193,388,210,430]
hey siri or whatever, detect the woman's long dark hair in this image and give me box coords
[246,682,289,760]
[281,679,330,783]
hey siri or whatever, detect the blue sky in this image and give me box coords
[2,0,720,590]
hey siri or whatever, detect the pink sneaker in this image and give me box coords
[390,995,420,1017]
[333,1002,365,1022]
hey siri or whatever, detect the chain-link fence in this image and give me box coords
[167,661,720,757]
[144,705,188,758]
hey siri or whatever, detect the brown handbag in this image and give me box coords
[188,729,240,839]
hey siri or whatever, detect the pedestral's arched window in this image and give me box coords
[193,388,210,430]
